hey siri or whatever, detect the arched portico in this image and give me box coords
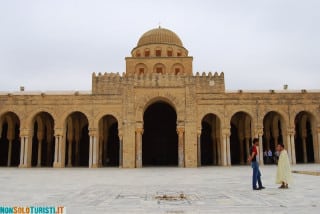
[230,112,252,165]
[200,113,221,166]
[65,112,89,167]
[98,115,120,167]
[30,112,55,167]
[141,101,178,166]
[0,112,20,167]
[295,111,317,163]
[262,111,287,164]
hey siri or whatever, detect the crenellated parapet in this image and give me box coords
[92,71,225,94]
[194,72,225,93]
[92,72,124,95]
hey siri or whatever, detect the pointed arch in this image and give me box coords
[0,112,20,167]
[230,111,253,165]
[64,111,89,167]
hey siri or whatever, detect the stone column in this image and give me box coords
[89,135,93,167]
[217,137,221,166]
[88,128,98,168]
[19,133,31,168]
[258,134,264,165]
[290,133,296,164]
[92,136,98,168]
[67,128,73,167]
[103,132,108,165]
[119,133,123,168]
[37,140,42,167]
[99,137,103,167]
[46,138,52,166]
[221,134,227,166]
[19,137,26,167]
[302,137,308,163]
[245,137,250,163]
[53,127,65,168]
[53,135,60,167]
[286,134,292,163]
[239,135,244,164]
[177,127,185,167]
[213,137,217,165]
[197,130,201,167]
[7,140,13,167]
[75,139,80,166]
[135,128,143,168]
[226,133,231,166]
[24,137,29,167]
[67,140,72,167]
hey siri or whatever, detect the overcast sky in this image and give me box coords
[0,0,319,91]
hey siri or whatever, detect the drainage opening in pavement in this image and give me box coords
[155,192,187,201]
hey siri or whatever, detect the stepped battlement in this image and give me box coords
[92,72,225,94]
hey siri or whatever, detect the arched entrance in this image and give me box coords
[295,111,316,163]
[263,111,286,164]
[31,112,54,167]
[65,112,89,167]
[142,101,178,166]
[200,114,221,166]
[0,112,20,167]
[230,112,252,165]
[98,115,120,167]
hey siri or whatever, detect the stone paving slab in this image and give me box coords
[1,164,320,213]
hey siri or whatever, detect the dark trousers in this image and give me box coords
[251,161,262,189]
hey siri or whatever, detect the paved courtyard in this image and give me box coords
[1,164,320,214]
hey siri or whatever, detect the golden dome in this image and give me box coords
[137,27,183,47]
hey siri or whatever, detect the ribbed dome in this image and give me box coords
[137,27,183,47]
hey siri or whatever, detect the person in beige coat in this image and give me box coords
[276,143,293,189]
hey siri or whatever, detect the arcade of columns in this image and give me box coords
[0,106,319,168]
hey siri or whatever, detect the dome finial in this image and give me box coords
[158,22,161,29]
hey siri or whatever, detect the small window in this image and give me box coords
[156,50,161,57]
[177,51,182,57]
[156,67,163,74]
[175,68,180,75]
[139,68,144,74]
[167,50,173,56]
[145,50,150,57]
[136,52,141,57]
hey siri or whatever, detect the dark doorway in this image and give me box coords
[31,112,55,167]
[295,112,315,163]
[106,123,119,166]
[230,124,240,165]
[142,102,178,166]
[65,112,89,167]
[201,121,213,165]
[200,113,220,166]
[99,115,120,167]
[0,112,20,167]
[0,123,9,166]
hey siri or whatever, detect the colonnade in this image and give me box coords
[0,109,319,168]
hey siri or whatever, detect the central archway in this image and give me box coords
[142,101,178,166]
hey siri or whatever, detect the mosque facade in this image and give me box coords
[0,27,320,168]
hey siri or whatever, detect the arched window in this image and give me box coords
[144,49,150,57]
[153,63,166,74]
[167,47,173,57]
[171,63,184,75]
[155,48,162,57]
[135,63,148,75]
